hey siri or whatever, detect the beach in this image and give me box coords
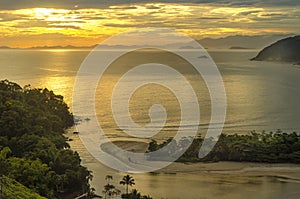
[102,140,300,178]
[66,130,300,199]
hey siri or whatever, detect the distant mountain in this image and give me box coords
[28,45,95,49]
[0,46,11,49]
[251,36,300,64]
[1,34,297,50]
[229,46,252,50]
[198,34,296,49]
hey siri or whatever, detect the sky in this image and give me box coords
[0,0,299,48]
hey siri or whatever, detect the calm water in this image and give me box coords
[1,49,300,133]
[1,49,300,198]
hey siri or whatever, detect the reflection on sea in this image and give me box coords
[1,49,300,198]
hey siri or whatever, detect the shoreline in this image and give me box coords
[65,131,300,198]
[99,140,300,180]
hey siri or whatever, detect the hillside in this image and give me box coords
[251,36,300,64]
[199,34,295,49]
[0,80,91,198]
[0,176,46,199]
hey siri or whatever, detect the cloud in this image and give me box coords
[109,5,138,10]
[12,20,50,28]
[0,1,299,48]
[0,0,299,10]
[239,10,261,16]
[0,12,27,21]
[103,23,137,28]
[260,13,285,17]
[197,17,225,20]
[145,4,161,9]
[50,25,82,29]
[1,32,107,48]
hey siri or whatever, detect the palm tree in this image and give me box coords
[105,175,113,184]
[119,174,135,196]
[102,184,120,199]
[103,175,120,199]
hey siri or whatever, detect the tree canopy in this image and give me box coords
[0,80,91,198]
[147,130,300,163]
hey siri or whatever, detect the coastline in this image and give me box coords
[99,140,300,179]
[66,131,300,198]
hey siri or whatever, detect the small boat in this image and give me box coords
[73,131,79,135]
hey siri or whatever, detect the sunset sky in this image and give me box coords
[0,0,299,48]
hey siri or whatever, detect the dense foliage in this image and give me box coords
[0,175,46,199]
[147,130,300,163]
[121,189,153,199]
[0,80,91,198]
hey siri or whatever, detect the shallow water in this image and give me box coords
[66,129,300,199]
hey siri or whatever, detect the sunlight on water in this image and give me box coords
[1,49,300,198]
[1,49,300,133]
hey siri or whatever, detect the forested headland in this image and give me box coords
[0,80,91,198]
[147,130,300,163]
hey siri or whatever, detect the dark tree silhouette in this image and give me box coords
[120,175,135,196]
[103,175,120,199]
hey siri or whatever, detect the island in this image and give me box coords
[251,35,300,64]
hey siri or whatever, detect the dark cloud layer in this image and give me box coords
[0,0,299,10]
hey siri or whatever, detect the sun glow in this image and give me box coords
[32,8,69,21]
[0,3,298,48]
[34,8,55,18]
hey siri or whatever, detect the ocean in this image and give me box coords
[1,48,300,198]
[1,49,300,134]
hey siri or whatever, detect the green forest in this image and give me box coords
[0,80,91,198]
[147,130,300,163]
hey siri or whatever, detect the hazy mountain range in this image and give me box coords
[199,34,297,49]
[0,34,296,50]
